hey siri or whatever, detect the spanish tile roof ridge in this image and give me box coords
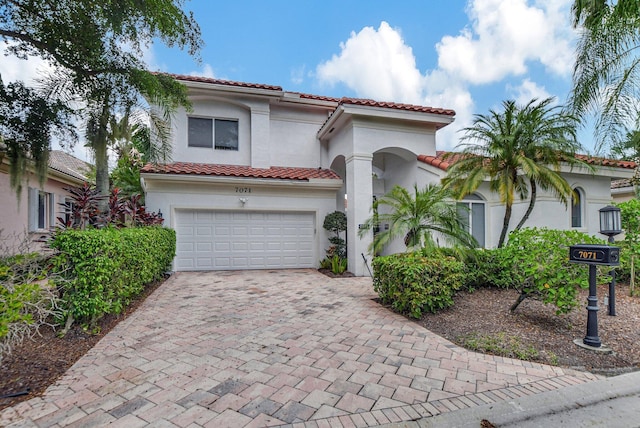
[574,154,637,169]
[417,152,453,171]
[141,162,341,181]
[417,151,637,171]
[294,92,342,102]
[162,73,283,91]
[338,97,456,116]
[48,150,92,181]
[612,178,632,189]
[164,73,455,115]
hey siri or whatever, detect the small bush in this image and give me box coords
[51,226,176,330]
[499,228,606,314]
[0,250,61,362]
[464,248,515,290]
[372,250,466,318]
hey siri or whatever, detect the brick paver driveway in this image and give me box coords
[1,270,601,427]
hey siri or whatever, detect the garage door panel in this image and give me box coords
[196,242,212,251]
[196,227,212,236]
[195,211,213,222]
[175,210,315,271]
[215,226,231,236]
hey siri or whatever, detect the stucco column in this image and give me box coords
[346,153,373,276]
[250,106,270,168]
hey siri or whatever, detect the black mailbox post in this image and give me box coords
[569,244,620,348]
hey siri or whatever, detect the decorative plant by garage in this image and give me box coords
[321,211,347,274]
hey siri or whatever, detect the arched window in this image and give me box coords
[571,188,584,228]
[457,194,485,248]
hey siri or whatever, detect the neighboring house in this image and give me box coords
[611,178,637,203]
[141,74,636,276]
[0,150,92,251]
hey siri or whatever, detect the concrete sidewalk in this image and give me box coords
[0,270,606,427]
[388,370,640,427]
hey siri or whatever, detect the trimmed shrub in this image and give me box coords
[616,199,640,293]
[51,226,175,330]
[464,248,515,290]
[372,250,466,318]
[498,228,606,314]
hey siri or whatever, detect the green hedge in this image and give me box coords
[470,228,606,314]
[51,227,176,328]
[372,250,466,318]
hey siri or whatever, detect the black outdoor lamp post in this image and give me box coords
[599,205,622,316]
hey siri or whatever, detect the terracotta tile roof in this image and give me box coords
[417,151,456,171]
[338,98,455,116]
[612,179,632,189]
[418,151,638,172]
[48,150,91,182]
[574,154,636,169]
[296,93,341,102]
[296,92,456,116]
[141,162,341,181]
[163,73,283,91]
[165,74,455,117]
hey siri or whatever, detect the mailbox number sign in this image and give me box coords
[569,244,620,266]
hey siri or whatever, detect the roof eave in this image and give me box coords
[318,103,455,140]
[178,78,284,99]
[140,172,343,190]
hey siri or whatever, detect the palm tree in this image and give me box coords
[570,0,640,150]
[513,98,588,230]
[358,184,477,255]
[442,98,585,247]
[42,70,186,211]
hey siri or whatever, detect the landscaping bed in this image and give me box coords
[0,278,165,411]
[420,282,640,376]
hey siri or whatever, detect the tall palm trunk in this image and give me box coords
[498,202,512,248]
[92,98,112,213]
[515,179,537,231]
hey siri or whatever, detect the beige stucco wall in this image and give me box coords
[0,170,75,253]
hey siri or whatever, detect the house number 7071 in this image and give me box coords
[235,187,251,193]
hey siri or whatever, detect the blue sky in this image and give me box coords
[0,0,591,159]
[149,0,584,151]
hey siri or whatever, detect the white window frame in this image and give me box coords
[187,116,239,151]
[457,193,486,248]
[28,188,56,232]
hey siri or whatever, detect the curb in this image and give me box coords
[383,370,640,428]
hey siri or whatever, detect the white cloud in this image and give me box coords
[316,22,423,104]
[314,21,474,149]
[193,64,215,78]
[0,44,55,86]
[507,78,552,105]
[314,1,577,151]
[436,0,575,84]
[290,65,306,85]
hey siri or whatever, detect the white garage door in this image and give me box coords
[174,210,315,271]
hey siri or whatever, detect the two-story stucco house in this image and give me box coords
[141,74,636,276]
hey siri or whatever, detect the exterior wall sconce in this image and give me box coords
[239,197,248,206]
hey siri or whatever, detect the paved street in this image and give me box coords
[0,269,602,427]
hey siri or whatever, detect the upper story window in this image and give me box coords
[188,117,239,150]
[571,187,584,228]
